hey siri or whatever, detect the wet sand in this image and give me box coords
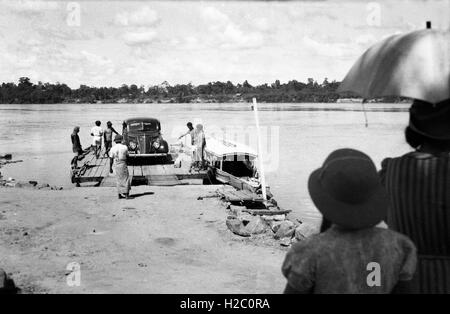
[0,185,287,293]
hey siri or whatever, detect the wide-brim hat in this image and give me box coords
[308,148,388,230]
[114,135,123,143]
[409,98,450,140]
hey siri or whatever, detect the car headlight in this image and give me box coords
[153,140,160,149]
[129,141,137,150]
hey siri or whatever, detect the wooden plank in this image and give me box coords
[80,159,97,178]
[162,165,170,174]
[229,176,244,190]
[77,151,97,178]
[132,165,143,177]
[147,174,181,186]
[78,177,103,183]
[94,157,107,177]
[243,209,291,215]
[81,150,96,164]
[90,157,107,179]
[128,165,134,177]
[99,174,116,187]
[175,172,207,180]
[219,189,264,202]
[141,165,151,176]
[174,166,188,176]
[150,165,166,175]
[162,164,176,176]
[98,159,111,179]
[77,157,105,182]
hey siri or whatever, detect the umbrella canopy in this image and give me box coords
[337,29,450,104]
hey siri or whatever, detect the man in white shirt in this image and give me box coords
[90,120,103,159]
[109,135,131,199]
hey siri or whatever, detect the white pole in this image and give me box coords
[252,98,267,201]
[362,98,369,128]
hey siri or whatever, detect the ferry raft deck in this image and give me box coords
[71,148,208,187]
[72,138,283,210]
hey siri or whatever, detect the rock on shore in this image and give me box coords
[224,203,318,247]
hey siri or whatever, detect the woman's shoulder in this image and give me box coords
[380,151,446,168]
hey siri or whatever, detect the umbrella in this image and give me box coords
[337,29,450,104]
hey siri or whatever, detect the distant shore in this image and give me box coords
[1,96,410,105]
[1,77,409,105]
[0,97,411,105]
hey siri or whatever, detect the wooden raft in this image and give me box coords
[72,150,208,187]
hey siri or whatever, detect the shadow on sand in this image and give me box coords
[128,191,155,199]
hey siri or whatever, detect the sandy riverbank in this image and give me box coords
[0,185,288,293]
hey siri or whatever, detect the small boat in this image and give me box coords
[204,137,270,196]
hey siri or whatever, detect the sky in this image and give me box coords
[0,0,449,88]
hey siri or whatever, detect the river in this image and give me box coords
[0,102,411,225]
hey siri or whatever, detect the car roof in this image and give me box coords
[124,117,160,124]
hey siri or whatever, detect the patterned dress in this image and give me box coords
[109,143,131,195]
[282,226,417,293]
[380,152,450,293]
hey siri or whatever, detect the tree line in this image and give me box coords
[0,77,403,104]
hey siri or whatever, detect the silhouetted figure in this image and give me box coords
[380,99,450,294]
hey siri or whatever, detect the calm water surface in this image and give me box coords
[0,102,411,226]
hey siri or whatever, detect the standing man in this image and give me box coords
[178,122,195,145]
[104,121,119,157]
[109,135,131,199]
[71,126,83,169]
[90,120,103,159]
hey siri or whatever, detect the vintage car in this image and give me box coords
[122,117,169,157]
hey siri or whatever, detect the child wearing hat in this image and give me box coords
[282,148,417,294]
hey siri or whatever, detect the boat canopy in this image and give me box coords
[204,137,258,161]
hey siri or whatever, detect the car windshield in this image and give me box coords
[128,121,159,132]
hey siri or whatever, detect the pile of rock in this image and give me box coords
[225,205,318,247]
